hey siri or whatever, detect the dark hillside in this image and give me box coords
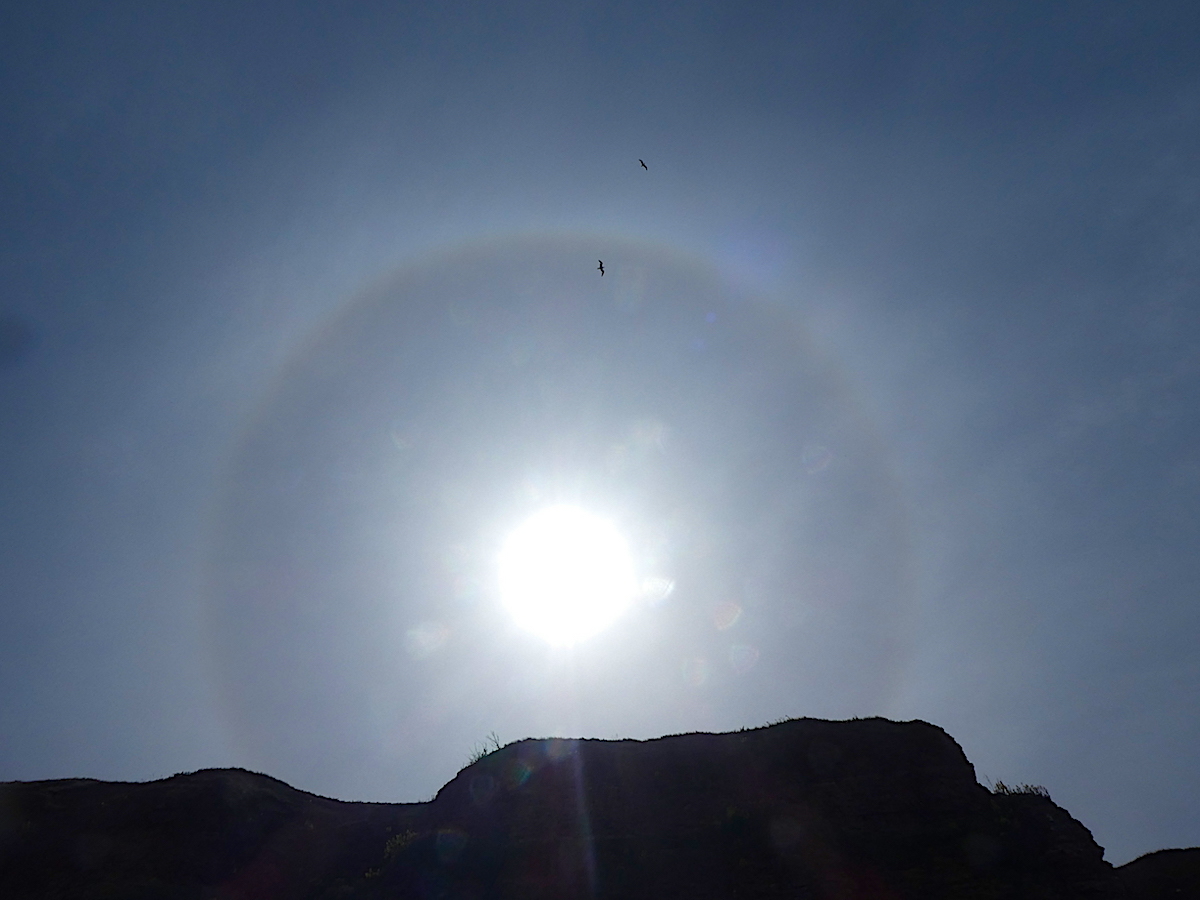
[1,718,1194,899]
[0,768,420,899]
[1116,847,1200,899]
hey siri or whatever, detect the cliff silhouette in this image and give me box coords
[0,718,1194,899]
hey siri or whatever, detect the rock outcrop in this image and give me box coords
[0,718,1192,899]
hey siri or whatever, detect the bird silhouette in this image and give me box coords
[639,159,648,170]
[597,260,605,276]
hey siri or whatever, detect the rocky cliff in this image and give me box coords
[0,718,1191,899]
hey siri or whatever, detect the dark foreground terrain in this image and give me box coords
[0,718,1195,899]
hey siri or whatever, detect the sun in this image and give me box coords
[497,505,638,646]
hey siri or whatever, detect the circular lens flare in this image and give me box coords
[498,505,637,646]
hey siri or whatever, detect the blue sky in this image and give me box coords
[2,0,1198,865]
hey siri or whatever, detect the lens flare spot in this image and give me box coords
[470,774,497,806]
[713,601,743,630]
[545,738,577,761]
[389,422,416,452]
[506,760,534,788]
[683,656,710,686]
[802,443,832,474]
[435,829,468,863]
[498,505,637,646]
[641,576,675,605]
[729,643,760,674]
[405,621,450,658]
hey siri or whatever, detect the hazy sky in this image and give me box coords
[2,0,1199,866]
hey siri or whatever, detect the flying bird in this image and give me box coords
[597,260,605,276]
[639,159,648,170]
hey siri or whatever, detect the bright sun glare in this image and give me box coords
[498,505,637,646]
